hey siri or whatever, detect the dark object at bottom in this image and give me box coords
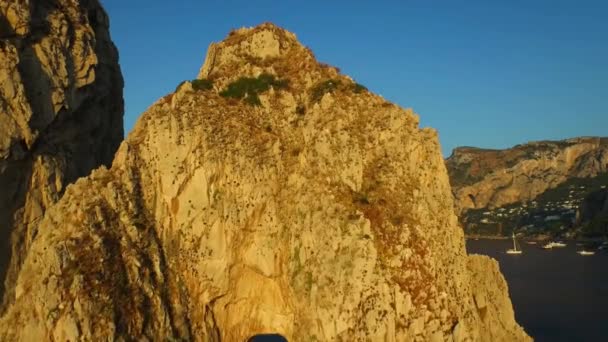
[249,334,288,342]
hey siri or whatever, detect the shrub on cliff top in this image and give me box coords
[310,79,341,103]
[175,79,214,92]
[219,73,288,106]
[352,82,367,93]
[191,78,214,91]
[310,79,367,103]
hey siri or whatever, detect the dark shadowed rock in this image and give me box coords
[0,0,123,312]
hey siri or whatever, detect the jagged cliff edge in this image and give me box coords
[0,0,123,313]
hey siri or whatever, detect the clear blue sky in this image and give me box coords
[100,0,607,156]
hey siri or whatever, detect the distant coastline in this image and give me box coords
[465,234,606,243]
[465,235,508,240]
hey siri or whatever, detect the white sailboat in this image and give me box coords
[507,232,523,255]
[577,250,595,256]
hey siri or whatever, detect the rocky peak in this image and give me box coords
[1,23,528,341]
[194,23,353,103]
[199,23,306,77]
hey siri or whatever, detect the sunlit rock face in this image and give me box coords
[0,0,123,312]
[447,137,608,213]
[0,23,529,341]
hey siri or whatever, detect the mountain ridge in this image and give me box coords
[447,136,608,238]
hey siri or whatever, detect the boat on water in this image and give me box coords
[507,233,523,255]
[542,241,567,249]
[526,241,538,245]
[577,250,595,256]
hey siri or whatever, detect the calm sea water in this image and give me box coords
[467,239,608,342]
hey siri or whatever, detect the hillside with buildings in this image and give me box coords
[447,137,608,239]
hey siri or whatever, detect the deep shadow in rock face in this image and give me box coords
[0,5,19,294]
[18,3,55,133]
[0,1,70,312]
[0,159,32,312]
[0,3,55,313]
[0,10,13,39]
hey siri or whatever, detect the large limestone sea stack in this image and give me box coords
[0,22,530,341]
[0,0,123,312]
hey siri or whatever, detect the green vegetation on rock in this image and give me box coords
[310,79,340,103]
[352,83,367,93]
[176,78,215,92]
[219,73,288,106]
[191,78,214,91]
[310,79,368,104]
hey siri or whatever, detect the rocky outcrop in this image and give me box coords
[466,255,526,341]
[576,188,608,236]
[447,137,608,213]
[0,0,123,312]
[0,23,528,341]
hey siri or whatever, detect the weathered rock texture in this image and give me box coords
[576,188,608,235]
[447,137,608,213]
[0,0,123,312]
[0,23,528,341]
